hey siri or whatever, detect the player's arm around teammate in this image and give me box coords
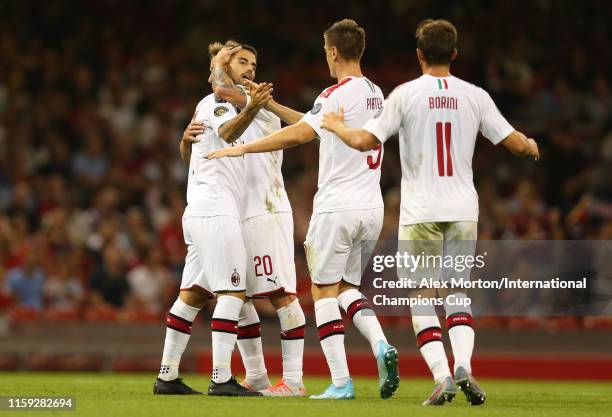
[320,99,540,161]
[179,114,203,163]
[180,81,271,154]
[205,120,317,158]
[217,82,273,142]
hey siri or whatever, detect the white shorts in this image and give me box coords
[243,212,296,298]
[398,221,477,282]
[180,216,247,295]
[305,208,383,286]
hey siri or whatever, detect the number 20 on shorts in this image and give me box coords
[254,255,273,276]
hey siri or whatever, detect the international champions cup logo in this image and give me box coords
[231,270,241,287]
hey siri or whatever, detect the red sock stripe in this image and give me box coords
[237,322,261,339]
[416,327,443,348]
[281,325,305,340]
[166,313,192,334]
[346,298,373,319]
[211,318,238,334]
[446,313,473,329]
[317,319,344,341]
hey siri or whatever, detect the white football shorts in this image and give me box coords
[305,207,383,286]
[180,216,247,295]
[242,212,297,298]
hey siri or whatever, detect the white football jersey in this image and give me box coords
[183,94,246,220]
[364,74,514,225]
[301,76,385,214]
[241,108,292,220]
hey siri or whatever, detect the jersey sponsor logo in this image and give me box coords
[214,106,230,117]
[267,276,278,286]
[231,269,241,287]
[310,102,322,115]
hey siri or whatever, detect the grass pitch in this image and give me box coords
[1,373,611,417]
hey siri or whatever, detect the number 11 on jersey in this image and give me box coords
[436,122,453,176]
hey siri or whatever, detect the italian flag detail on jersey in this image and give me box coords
[437,79,449,89]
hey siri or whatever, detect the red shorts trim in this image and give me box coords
[250,287,297,299]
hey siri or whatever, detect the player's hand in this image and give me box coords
[249,82,273,110]
[242,79,259,96]
[243,79,277,110]
[182,121,204,143]
[321,107,345,132]
[527,138,540,161]
[212,46,242,67]
[206,145,246,159]
[208,46,242,82]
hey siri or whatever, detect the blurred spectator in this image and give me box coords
[43,259,84,310]
[89,245,130,308]
[5,251,46,310]
[72,132,108,188]
[127,246,173,313]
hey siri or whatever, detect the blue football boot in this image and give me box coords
[375,340,400,399]
[310,378,355,399]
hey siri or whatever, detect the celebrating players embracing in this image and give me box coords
[207,19,400,401]
[153,45,274,397]
[206,41,308,397]
[321,19,539,406]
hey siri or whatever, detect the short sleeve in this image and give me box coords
[301,95,338,138]
[202,99,240,137]
[478,90,514,145]
[363,87,403,144]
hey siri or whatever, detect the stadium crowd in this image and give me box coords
[0,1,610,322]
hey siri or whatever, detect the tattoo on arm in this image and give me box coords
[218,105,260,143]
[211,65,247,107]
[211,65,236,90]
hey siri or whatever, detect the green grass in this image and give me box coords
[1,373,611,417]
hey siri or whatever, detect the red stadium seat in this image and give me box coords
[583,316,612,330]
[474,316,506,329]
[45,308,81,322]
[84,307,118,322]
[508,317,542,331]
[8,306,41,322]
[546,317,579,331]
[123,309,164,323]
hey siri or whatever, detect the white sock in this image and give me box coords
[315,298,349,387]
[412,307,451,382]
[277,299,306,385]
[446,310,475,374]
[211,295,244,383]
[338,289,386,355]
[237,300,269,386]
[158,298,200,381]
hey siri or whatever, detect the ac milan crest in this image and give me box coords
[231,269,240,287]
